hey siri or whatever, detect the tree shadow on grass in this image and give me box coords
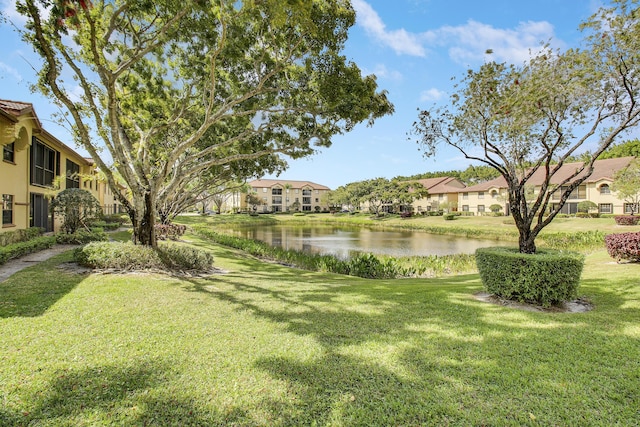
[1,360,253,427]
[180,264,638,425]
[0,252,86,318]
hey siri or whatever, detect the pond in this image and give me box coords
[230,224,506,258]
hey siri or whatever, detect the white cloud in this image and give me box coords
[352,0,426,57]
[363,63,403,81]
[353,1,559,65]
[438,20,556,65]
[1,0,50,25]
[419,88,446,102]
[0,62,22,82]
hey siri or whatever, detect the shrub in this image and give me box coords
[443,213,456,220]
[614,215,640,226]
[400,212,413,218]
[88,220,121,231]
[346,253,396,279]
[604,232,640,262]
[50,188,103,234]
[75,241,214,271]
[489,204,502,213]
[55,230,108,244]
[75,241,165,270]
[0,236,56,265]
[156,243,214,270]
[0,227,44,247]
[155,223,187,240]
[475,247,584,307]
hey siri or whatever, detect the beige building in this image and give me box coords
[1,99,124,233]
[243,179,331,213]
[462,157,637,215]
[411,177,467,213]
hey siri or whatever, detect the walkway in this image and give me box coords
[0,245,78,283]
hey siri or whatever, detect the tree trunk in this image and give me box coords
[518,232,536,254]
[130,192,157,247]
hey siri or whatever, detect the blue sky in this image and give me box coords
[1,0,627,189]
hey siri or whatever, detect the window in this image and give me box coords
[599,203,613,214]
[272,188,282,195]
[3,142,15,162]
[31,138,59,187]
[315,198,319,203]
[272,196,282,205]
[438,194,443,201]
[302,205,311,211]
[302,189,311,196]
[302,197,311,204]
[478,191,484,199]
[553,185,586,200]
[624,203,639,214]
[462,205,469,212]
[478,205,485,213]
[2,194,13,225]
[66,159,80,189]
[462,192,468,200]
[263,188,267,193]
[491,190,498,199]
[599,184,611,194]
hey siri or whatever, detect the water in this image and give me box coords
[231,225,504,258]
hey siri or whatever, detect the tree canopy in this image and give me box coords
[410,0,640,253]
[18,0,393,246]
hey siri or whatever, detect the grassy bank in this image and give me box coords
[1,231,638,426]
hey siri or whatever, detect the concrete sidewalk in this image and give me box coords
[0,245,79,283]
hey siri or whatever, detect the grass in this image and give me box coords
[1,227,639,426]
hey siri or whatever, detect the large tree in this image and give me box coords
[18,0,393,246]
[411,0,640,254]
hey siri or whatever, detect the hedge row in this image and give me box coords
[604,231,640,262]
[476,247,584,307]
[0,236,56,265]
[0,227,44,247]
[74,241,213,271]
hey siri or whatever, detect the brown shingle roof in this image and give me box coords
[413,177,466,194]
[464,157,636,191]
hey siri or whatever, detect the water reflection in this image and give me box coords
[232,225,504,258]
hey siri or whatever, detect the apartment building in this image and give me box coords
[243,179,331,213]
[462,157,637,215]
[1,99,123,233]
[410,177,467,213]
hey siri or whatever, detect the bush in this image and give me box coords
[614,215,640,226]
[55,230,108,244]
[88,220,121,231]
[443,213,457,220]
[475,247,584,307]
[604,232,640,262]
[156,243,214,270]
[75,241,165,270]
[0,227,44,247]
[74,241,214,271]
[155,223,187,240]
[0,236,56,265]
[346,253,396,279]
[575,212,599,218]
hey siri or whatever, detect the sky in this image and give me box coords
[0,0,629,190]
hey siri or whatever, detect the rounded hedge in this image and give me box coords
[475,247,585,307]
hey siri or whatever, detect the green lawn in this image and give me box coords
[0,231,639,426]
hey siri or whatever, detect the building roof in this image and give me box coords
[0,99,92,165]
[464,156,636,192]
[413,176,466,194]
[249,179,331,191]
